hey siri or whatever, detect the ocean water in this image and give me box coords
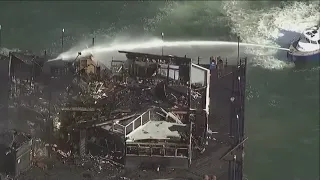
[0,1,319,180]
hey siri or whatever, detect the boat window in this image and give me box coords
[318,40,320,44]
[305,38,310,43]
[311,40,317,44]
[300,37,310,43]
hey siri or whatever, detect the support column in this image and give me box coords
[0,55,9,130]
[79,129,87,157]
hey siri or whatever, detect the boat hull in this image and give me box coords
[287,51,320,62]
[287,44,320,66]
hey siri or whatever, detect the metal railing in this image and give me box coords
[229,57,247,180]
[124,110,151,136]
[111,109,153,136]
[126,146,189,158]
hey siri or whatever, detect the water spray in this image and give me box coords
[50,39,290,61]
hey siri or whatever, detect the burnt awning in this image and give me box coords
[118,51,191,65]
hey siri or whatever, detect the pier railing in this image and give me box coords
[126,142,189,158]
[124,110,151,136]
[229,57,247,180]
[111,108,153,136]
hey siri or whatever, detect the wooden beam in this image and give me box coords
[220,137,248,160]
[111,60,125,63]
[92,114,137,127]
[170,110,188,114]
[126,141,189,147]
[61,107,96,111]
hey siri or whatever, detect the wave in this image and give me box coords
[143,1,319,69]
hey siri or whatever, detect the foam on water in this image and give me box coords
[52,1,319,70]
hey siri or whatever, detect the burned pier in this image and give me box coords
[0,46,247,180]
[61,51,212,169]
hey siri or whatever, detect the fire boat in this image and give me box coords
[287,25,320,64]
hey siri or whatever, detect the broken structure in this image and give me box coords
[0,130,33,178]
[50,50,229,173]
[0,47,247,179]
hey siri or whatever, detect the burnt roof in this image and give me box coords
[42,59,69,74]
[45,59,68,67]
[10,52,47,66]
[118,51,191,65]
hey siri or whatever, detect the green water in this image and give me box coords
[0,1,319,180]
[246,67,319,180]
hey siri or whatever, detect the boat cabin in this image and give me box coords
[296,26,320,52]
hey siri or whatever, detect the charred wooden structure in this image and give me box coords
[8,52,48,100]
[0,54,9,130]
[1,45,247,180]
[9,52,46,81]
[119,51,193,168]
[53,50,212,169]
[0,130,33,178]
[95,51,211,169]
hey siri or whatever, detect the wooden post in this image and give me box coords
[79,129,87,157]
[61,28,65,53]
[237,35,240,63]
[0,25,2,48]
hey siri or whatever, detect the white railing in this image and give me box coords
[126,146,189,158]
[124,110,151,136]
[111,109,152,136]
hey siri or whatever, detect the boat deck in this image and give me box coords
[289,43,320,56]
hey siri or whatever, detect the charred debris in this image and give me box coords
[0,49,247,180]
